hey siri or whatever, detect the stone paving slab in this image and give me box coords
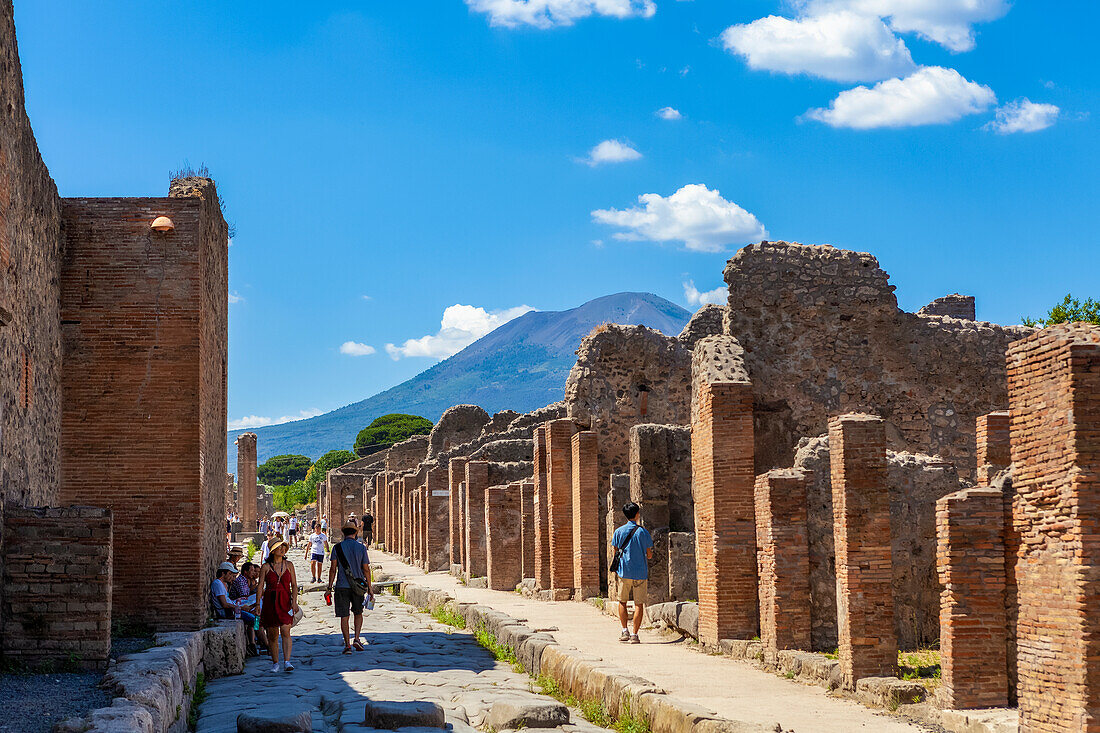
[195,582,611,733]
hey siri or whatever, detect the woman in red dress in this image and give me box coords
[255,537,300,672]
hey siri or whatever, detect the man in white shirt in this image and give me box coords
[288,514,300,548]
[306,528,329,583]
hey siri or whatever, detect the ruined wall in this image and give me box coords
[629,424,692,531]
[426,404,489,459]
[58,180,229,631]
[794,434,962,650]
[724,241,1030,479]
[1,506,112,669]
[386,435,429,473]
[678,304,726,351]
[0,0,63,507]
[470,438,532,463]
[917,294,975,321]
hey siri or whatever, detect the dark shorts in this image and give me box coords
[334,588,364,618]
[311,553,325,562]
[289,529,298,536]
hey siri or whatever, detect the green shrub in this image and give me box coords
[257,454,312,487]
[1023,293,1100,327]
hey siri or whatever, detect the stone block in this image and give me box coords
[486,699,569,729]
[362,701,446,730]
[237,708,312,733]
[667,532,697,601]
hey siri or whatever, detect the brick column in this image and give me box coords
[755,469,812,656]
[533,426,551,589]
[236,433,257,530]
[401,478,413,560]
[425,467,450,571]
[520,480,535,580]
[486,484,523,591]
[829,413,896,687]
[692,381,757,646]
[449,458,468,569]
[413,486,423,566]
[465,461,490,578]
[976,411,1011,484]
[1007,324,1100,732]
[936,487,1008,710]
[572,431,600,599]
[546,419,576,594]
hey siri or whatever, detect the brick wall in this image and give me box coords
[1007,323,1100,732]
[485,484,522,591]
[691,381,757,646]
[328,470,364,529]
[520,480,534,580]
[829,413,896,687]
[754,469,811,657]
[975,411,1010,484]
[412,486,423,566]
[572,431,600,599]
[464,461,490,578]
[1,506,112,669]
[935,486,1007,709]
[59,182,228,632]
[425,467,449,571]
[449,458,468,568]
[532,426,550,589]
[546,419,576,593]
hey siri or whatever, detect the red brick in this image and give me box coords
[572,431,600,599]
[755,469,811,656]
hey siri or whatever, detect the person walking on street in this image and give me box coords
[361,512,374,546]
[327,521,375,655]
[256,537,300,672]
[306,527,329,583]
[609,502,653,644]
[288,513,300,548]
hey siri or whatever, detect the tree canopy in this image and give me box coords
[303,449,358,496]
[273,481,313,513]
[1022,294,1100,328]
[354,413,433,456]
[257,454,312,487]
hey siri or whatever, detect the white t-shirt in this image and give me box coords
[258,540,269,564]
[210,578,229,611]
[309,533,327,556]
[289,517,299,530]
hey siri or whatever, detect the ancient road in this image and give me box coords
[377,554,932,733]
[195,582,612,733]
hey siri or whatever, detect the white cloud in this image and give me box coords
[465,0,655,28]
[385,304,536,360]
[228,291,243,304]
[582,139,643,166]
[805,66,995,129]
[985,98,1060,134]
[657,106,683,120]
[799,0,1011,52]
[361,294,373,301]
[683,280,727,307]
[339,341,377,356]
[592,183,767,253]
[228,409,324,431]
[721,11,915,82]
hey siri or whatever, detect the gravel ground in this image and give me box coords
[0,672,110,733]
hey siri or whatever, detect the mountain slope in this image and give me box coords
[227,292,692,466]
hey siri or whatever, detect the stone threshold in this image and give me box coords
[55,621,247,733]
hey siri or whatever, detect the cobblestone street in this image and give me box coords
[196,583,610,733]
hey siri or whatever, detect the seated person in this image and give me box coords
[211,562,263,653]
[229,562,255,605]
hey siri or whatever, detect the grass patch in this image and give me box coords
[188,672,208,730]
[898,648,941,686]
[536,675,650,733]
[823,647,839,660]
[430,605,466,629]
[473,623,523,672]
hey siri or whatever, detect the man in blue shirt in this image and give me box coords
[610,502,654,643]
[327,521,374,654]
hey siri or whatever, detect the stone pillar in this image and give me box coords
[1007,324,1100,732]
[936,486,1008,710]
[413,486,423,567]
[546,419,576,595]
[520,480,535,580]
[692,381,757,646]
[533,425,551,590]
[236,433,258,530]
[486,484,523,591]
[829,413,896,687]
[371,474,383,544]
[668,531,697,601]
[425,467,450,572]
[755,469,812,657]
[465,461,490,579]
[449,458,468,569]
[606,473,630,603]
[402,478,413,560]
[572,431,600,599]
[976,411,1011,484]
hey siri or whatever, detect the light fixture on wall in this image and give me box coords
[150,216,175,232]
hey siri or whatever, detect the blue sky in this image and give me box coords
[15,1,1098,430]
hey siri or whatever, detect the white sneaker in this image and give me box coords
[271,662,281,673]
[283,661,294,672]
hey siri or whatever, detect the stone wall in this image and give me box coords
[58,180,229,631]
[426,404,489,459]
[794,434,961,651]
[1,506,112,669]
[723,241,1030,479]
[236,433,257,528]
[0,0,63,507]
[917,294,975,321]
[386,435,429,473]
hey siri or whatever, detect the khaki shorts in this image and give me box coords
[616,577,648,605]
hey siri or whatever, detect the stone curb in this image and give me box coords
[56,621,247,733]
[399,582,780,733]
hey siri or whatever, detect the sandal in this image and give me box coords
[342,646,353,655]
[353,640,365,652]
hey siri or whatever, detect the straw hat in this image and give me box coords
[266,538,288,557]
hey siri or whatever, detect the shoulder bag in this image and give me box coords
[609,524,641,576]
[333,542,371,598]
